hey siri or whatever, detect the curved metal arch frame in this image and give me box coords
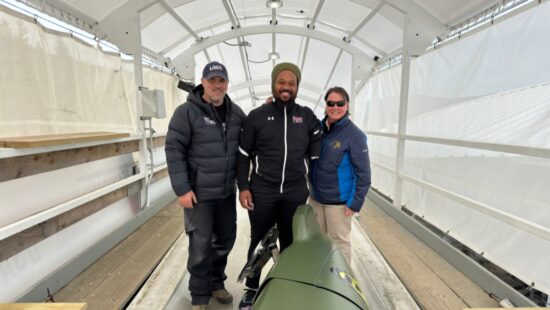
[230,78,324,94]
[172,24,375,79]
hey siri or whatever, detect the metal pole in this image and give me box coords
[393,19,411,209]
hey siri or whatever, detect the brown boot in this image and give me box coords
[212,288,233,304]
[191,305,207,310]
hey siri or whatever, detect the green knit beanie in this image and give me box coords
[271,62,301,95]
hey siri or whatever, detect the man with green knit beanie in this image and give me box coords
[270,62,301,96]
[236,62,322,309]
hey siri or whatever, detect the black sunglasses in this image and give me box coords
[326,100,346,107]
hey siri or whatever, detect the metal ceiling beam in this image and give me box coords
[299,37,311,72]
[272,32,277,67]
[212,30,231,87]
[237,43,256,106]
[309,0,325,27]
[159,0,211,61]
[221,0,239,28]
[160,9,387,59]
[382,0,448,55]
[173,25,371,61]
[221,0,255,106]
[173,25,375,80]
[297,0,324,73]
[314,49,344,111]
[230,79,324,94]
[22,0,98,34]
[355,36,386,56]
[233,91,319,106]
[344,1,385,41]
[159,0,200,40]
[346,0,449,51]
[271,8,277,25]
[270,6,278,66]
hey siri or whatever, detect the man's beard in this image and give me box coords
[275,89,296,103]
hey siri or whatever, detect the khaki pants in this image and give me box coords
[308,196,352,262]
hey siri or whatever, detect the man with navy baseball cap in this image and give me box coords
[202,60,229,80]
[166,61,245,309]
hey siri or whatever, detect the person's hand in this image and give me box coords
[239,190,254,210]
[178,191,197,209]
[344,208,355,217]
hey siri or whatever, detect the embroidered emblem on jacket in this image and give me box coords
[203,116,216,125]
[333,141,341,149]
[292,116,303,123]
[267,116,275,121]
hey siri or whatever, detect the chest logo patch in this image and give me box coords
[267,116,275,121]
[292,116,303,123]
[333,141,341,149]
[203,116,216,125]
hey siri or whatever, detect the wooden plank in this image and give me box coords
[53,215,172,302]
[82,215,182,309]
[0,132,129,148]
[0,186,131,262]
[0,304,87,310]
[151,168,168,183]
[0,140,139,182]
[350,221,420,310]
[126,231,189,310]
[54,201,182,308]
[391,220,501,307]
[358,200,470,310]
[152,135,166,148]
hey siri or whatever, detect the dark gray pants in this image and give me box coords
[184,194,237,305]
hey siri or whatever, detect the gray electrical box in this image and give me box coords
[141,89,166,119]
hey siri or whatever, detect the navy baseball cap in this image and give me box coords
[202,61,228,80]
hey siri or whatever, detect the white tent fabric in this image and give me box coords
[2,0,549,301]
[0,6,185,137]
[362,2,550,294]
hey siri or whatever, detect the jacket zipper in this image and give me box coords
[211,104,230,194]
[280,105,287,194]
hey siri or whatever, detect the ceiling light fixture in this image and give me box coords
[266,0,283,9]
[269,51,280,60]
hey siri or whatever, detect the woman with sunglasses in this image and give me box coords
[308,86,372,263]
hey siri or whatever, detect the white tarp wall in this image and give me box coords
[358,2,550,295]
[0,6,184,300]
[0,6,186,137]
[355,65,401,197]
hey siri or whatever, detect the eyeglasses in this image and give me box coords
[326,100,346,107]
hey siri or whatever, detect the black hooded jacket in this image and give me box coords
[165,84,245,201]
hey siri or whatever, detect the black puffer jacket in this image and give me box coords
[165,84,245,201]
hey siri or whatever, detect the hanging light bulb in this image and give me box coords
[266,0,283,9]
[269,52,280,60]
